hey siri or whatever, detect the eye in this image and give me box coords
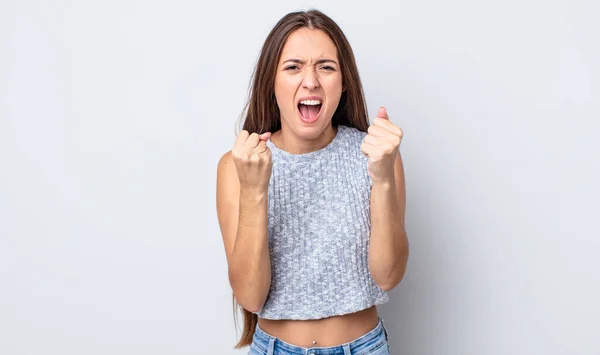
[284,65,300,71]
[320,65,335,71]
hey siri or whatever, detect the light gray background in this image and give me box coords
[1,0,598,354]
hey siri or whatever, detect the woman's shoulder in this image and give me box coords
[337,125,368,152]
[217,150,238,186]
[336,125,372,184]
[338,124,367,141]
[217,150,234,171]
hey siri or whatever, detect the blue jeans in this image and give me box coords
[248,317,391,355]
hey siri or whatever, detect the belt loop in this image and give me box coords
[266,337,276,355]
[343,343,352,355]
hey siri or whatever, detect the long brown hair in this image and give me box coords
[233,9,370,348]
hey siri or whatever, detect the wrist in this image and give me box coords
[371,178,395,189]
[240,187,268,201]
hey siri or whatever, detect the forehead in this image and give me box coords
[279,28,338,62]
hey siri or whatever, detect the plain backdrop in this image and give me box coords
[1,0,599,354]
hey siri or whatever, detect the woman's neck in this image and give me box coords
[271,124,338,155]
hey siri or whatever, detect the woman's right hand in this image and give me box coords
[232,130,273,193]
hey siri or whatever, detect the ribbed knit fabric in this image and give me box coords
[255,125,389,320]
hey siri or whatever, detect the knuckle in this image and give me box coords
[238,130,250,141]
[234,151,246,161]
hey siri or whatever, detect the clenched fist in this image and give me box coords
[232,130,273,192]
[361,106,403,183]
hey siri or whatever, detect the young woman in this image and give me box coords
[216,9,409,355]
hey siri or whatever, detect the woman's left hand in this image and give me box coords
[360,106,403,183]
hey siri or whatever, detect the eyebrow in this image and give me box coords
[282,58,339,65]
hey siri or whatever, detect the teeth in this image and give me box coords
[299,99,322,106]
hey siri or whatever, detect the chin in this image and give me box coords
[294,119,333,138]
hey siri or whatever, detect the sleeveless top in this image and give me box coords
[254,125,389,320]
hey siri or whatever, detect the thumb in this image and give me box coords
[259,132,272,142]
[377,106,389,120]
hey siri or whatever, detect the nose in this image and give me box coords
[301,68,320,90]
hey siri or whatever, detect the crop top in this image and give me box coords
[254,124,389,320]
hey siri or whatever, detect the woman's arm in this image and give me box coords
[216,151,271,312]
[368,152,409,291]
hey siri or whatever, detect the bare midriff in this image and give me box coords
[256,306,379,347]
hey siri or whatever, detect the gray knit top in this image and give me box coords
[255,125,389,320]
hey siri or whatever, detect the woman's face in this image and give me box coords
[274,28,343,139]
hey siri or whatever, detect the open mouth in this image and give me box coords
[297,99,323,123]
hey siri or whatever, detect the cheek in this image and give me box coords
[274,77,300,107]
[324,75,343,103]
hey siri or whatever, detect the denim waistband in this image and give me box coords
[251,317,389,355]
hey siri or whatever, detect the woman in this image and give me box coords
[216,9,409,355]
